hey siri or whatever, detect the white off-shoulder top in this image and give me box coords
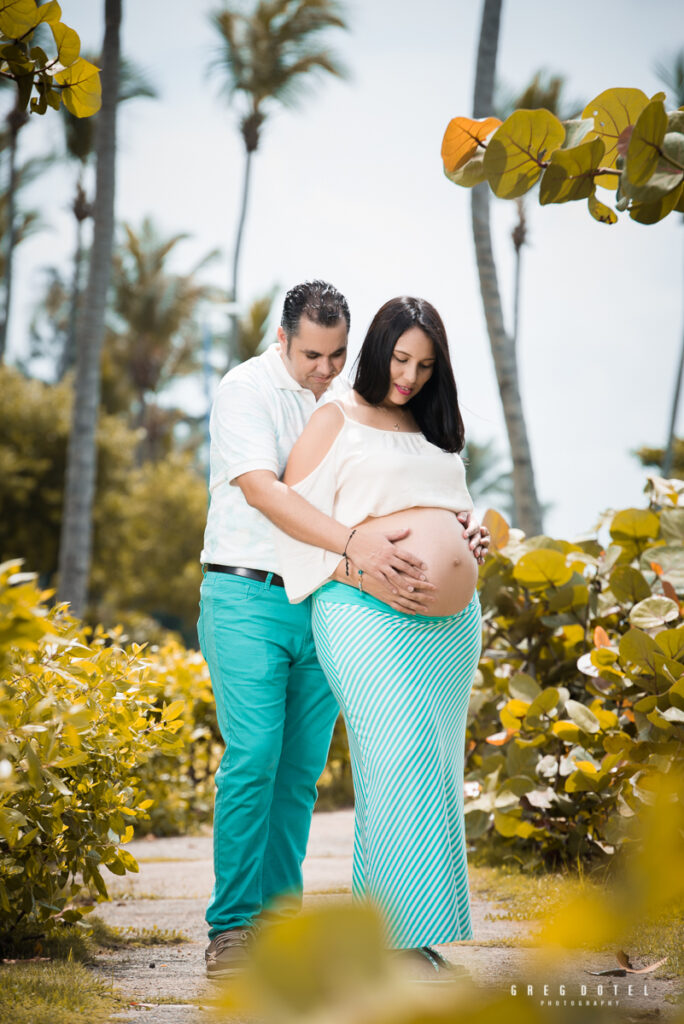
[273,401,474,603]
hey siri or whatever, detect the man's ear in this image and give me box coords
[276,326,287,352]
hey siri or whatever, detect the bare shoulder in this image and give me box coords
[284,402,345,485]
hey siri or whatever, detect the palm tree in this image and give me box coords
[0,94,29,362]
[24,267,70,376]
[0,138,45,278]
[495,71,581,352]
[209,0,348,364]
[236,285,278,363]
[57,0,122,617]
[58,57,157,379]
[470,0,543,535]
[462,436,514,517]
[655,49,684,477]
[108,216,222,459]
[635,439,684,480]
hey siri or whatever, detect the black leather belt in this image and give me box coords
[204,564,285,588]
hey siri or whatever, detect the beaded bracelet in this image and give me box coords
[343,528,357,577]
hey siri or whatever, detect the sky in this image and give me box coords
[6,0,684,539]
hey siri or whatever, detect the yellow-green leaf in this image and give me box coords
[552,720,581,742]
[583,88,649,188]
[484,109,566,199]
[610,565,651,604]
[482,507,509,552]
[161,699,185,723]
[55,57,101,118]
[525,687,559,720]
[629,596,679,630]
[117,848,139,873]
[0,0,40,38]
[565,769,595,793]
[655,627,684,661]
[513,549,573,589]
[561,118,595,150]
[508,672,541,702]
[629,180,684,224]
[50,20,79,67]
[610,508,660,544]
[493,810,521,837]
[539,137,605,205]
[441,115,501,174]
[505,698,530,718]
[588,190,617,223]
[626,99,668,185]
[445,148,487,187]
[565,699,600,733]
[36,0,60,24]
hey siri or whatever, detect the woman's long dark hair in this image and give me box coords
[352,296,465,453]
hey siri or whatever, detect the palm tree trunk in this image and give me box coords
[470,0,543,535]
[662,235,684,478]
[227,145,253,369]
[512,241,522,349]
[59,214,84,379]
[57,0,122,616]
[0,109,25,363]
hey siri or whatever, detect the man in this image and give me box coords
[198,280,487,978]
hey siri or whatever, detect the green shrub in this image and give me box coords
[0,561,184,940]
[131,639,220,836]
[466,475,684,871]
[0,366,206,642]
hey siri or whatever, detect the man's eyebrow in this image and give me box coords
[304,347,347,357]
[394,348,435,360]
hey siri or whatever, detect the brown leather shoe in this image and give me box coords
[205,927,251,979]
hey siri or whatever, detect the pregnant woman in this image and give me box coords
[274,296,482,976]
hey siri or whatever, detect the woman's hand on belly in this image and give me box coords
[334,508,478,616]
[330,555,437,615]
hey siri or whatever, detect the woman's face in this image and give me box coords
[382,326,435,407]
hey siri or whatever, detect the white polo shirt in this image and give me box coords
[200,342,348,573]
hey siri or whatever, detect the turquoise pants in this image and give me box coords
[197,571,339,939]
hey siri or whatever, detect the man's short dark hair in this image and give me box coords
[281,280,350,349]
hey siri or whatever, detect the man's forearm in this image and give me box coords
[242,476,351,557]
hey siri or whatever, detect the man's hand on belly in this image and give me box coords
[456,511,490,565]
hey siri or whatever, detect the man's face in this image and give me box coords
[277,315,348,399]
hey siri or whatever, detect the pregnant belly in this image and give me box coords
[356,506,479,616]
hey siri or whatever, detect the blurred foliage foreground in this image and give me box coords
[1,476,683,950]
[219,768,684,1021]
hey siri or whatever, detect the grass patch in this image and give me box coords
[469,864,589,922]
[467,865,683,977]
[106,889,164,900]
[0,960,123,1024]
[0,914,188,964]
[88,916,189,948]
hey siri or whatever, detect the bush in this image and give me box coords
[466,475,684,871]
[0,366,207,642]
[131,640,220,836]
[0,561,184,940]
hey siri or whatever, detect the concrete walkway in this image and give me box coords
[92,810,680,1023]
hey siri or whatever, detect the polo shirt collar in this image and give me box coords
[262,342,307,391]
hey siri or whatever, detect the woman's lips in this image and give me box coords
[395,384,412,396]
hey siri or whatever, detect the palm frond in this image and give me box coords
[654,49,684,109]
[495,68,582,122]
[208,0,349,125]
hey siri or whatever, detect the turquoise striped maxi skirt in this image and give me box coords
[311,581,482,949]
